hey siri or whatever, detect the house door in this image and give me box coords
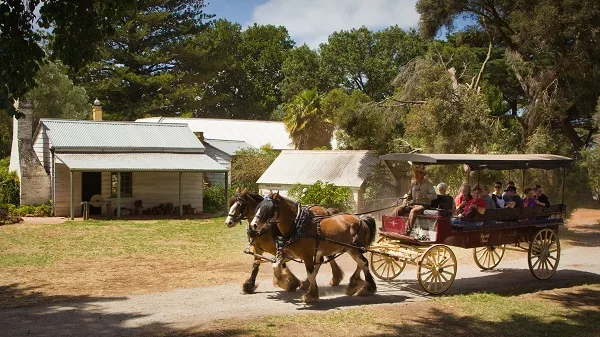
[82,172,102,215]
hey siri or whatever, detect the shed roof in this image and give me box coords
[40,119,204,153]
[204,139,255,156]
[379,153,573,170]
[56,153,226,172]
[257,150,378,188]
[136,117,292,149]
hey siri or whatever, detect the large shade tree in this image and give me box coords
[416,0,600,154]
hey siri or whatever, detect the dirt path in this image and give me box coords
[2,210,599,337]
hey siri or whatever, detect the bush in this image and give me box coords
[203,185,225,214]
[288,181,353,212]
[8,203,52,217]
[230,147,279,193]
[0,157,19,205]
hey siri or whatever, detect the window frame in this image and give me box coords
[110,172,133,198]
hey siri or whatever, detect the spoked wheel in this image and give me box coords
[370,252,406,280]
[418,245,457,295]
[473,245,505,270]
[528,228,560,280]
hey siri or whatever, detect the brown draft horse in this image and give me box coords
[225,188,344,293]
[250,192,378,304]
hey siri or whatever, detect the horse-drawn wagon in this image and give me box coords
[368,153,572,294]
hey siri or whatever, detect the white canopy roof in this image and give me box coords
[56,153,227,172]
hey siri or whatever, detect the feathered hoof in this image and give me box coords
[301,293,319,304]
[285,277,300,292]
[356,285,376,296]
[329,277,342,286]
[300,279,310,291]
[242,281,258,294]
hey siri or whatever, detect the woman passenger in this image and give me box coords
[523,188,538,207]
[455,184,472,214]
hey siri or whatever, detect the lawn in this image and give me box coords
[0,217,251,307]
[184,284,600,337]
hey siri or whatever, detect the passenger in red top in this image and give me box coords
[455,184,472,214]
[461,187,487,218]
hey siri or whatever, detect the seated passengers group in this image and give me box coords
[394,165,551,225]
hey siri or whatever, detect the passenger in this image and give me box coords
[455,184,472,214]
[492,181,505,208]
[502,180,516,204]
[504,185,524,208]
[431,182,454,210]
[392,165,437,232]
[480,185,497,210]
[459,187,487,219]
[535,185,550,207]
[523,188,537,207]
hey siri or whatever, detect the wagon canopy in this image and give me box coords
[379,153,573,170]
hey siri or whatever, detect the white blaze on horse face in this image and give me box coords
[225,203,239,227]
[250,208,262,231]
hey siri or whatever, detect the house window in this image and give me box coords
[111,172,133,197]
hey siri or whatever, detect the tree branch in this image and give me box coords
[473,40,493,92]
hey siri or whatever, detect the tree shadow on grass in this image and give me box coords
[0,283,246,337]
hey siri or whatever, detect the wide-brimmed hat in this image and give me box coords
[504,185,517,192]
[413,165,426,174]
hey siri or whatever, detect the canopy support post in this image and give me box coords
[224,171,229,213]
[69,170,74,220]
[477,170,481,186]
[561,167,566,204]
[179,172,183,217]
[117,172,121,218]
[521,169,526,195]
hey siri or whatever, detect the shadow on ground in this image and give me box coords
[0,283,244,337]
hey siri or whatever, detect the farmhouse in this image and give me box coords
[10,100,227,219]
[256,150,379,212]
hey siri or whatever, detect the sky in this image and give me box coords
[204,0,428,48]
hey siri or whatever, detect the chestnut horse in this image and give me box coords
[250,192,377,304]
[225,188,344,293]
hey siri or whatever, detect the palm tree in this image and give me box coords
[283,89,334,150]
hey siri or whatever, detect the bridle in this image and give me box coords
[228,197,248,224]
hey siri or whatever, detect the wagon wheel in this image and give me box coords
[418,245,457,295]
[370,252,406,280]
[528,228,560,280]
[473,245,505,270]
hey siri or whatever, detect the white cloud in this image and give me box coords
[248,0,420,48]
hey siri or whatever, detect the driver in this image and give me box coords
[393,165,437,232]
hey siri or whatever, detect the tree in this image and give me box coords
[0,0,133,116]
[416,0,600,154]
[319,26,426,100]
[280,44,328,101]
[27,61,90,126]
[283,89,333,150]
[78,0,213,120]
[230,147,279,193]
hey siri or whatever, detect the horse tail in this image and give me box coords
[360,215,377,246]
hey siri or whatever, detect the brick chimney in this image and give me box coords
[92,98,102,121]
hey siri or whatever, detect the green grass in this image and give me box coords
[0,217,248,268]
[212,285,600,337]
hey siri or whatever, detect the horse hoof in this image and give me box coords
[286,277,300,292]
[345,286,359,296]
[242,282,258,294]
[356,285,376,296]
[329,278,342,286]
[301,294,319,304]
[300,280,310,291]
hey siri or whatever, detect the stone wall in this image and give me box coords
[8,100,52,206]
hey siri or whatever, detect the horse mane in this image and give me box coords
[246,193,264,203]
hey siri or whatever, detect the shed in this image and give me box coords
[23,115,226,219]
[256,150,379,211]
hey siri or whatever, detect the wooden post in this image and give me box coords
[117,172,121,218]
[51,149,56,216]
[179,172,183,217]
[561,167,566,205]
[224,171,229,213]
[69,170,74,220]
[477,170,481,186]
[521,169,526,196]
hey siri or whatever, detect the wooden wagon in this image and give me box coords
[368,153,572,294]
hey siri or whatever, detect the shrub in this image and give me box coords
[203,185,225,214]
[288,181,353,212]
[8,203,52,217]
[0,157,19,205]
[230,147,279,193]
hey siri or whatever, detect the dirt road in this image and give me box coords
[2,211,600,337]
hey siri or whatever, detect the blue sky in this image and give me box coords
[204,1,475,48]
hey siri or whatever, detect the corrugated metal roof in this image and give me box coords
[380,153,573,170]
[204,139,255,156]
[257,150,378,188]
[56,153,226,172]
[40,119,204,152]
[136,117,293,149]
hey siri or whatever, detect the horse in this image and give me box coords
[225,188,344,293]
[249,192,378,304]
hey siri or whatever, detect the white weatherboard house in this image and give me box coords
[10,101,227,219]
[256,150,379,212]
[136,117,294,186]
